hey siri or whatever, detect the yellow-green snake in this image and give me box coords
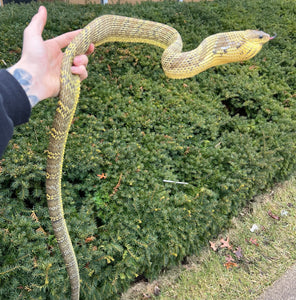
[45,15,272,299]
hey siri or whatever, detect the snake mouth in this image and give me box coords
[269,33,277,40]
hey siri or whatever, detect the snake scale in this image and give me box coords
[45,15,272,299]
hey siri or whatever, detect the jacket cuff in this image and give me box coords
[0,69,31,126]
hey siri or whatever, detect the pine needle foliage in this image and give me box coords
[0,0,295,298]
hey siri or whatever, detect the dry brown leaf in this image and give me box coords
[209,240,218,251]
[30,211,39,223]
[85,236,96,243]
[268,210,280,220]
[33,256,38,268]
[233,246,243,259]
[97,173,107,179]
[225,255,235,263]
[224,261,238,270]
[220,237,232,250]
[110,173,123,197]
[248,237,259,246]
[36,227,47,235]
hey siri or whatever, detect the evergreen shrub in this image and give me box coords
[0,0,295,298]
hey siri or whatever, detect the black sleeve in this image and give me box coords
[0,69,31,158]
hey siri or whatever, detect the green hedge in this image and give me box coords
[0,0,295,298]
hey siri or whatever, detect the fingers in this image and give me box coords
[70,44,94,81]
[54,29,96,53]
[71,65,88,81]
[73,54,89,67]
[53,29,82,49]
[24,6,47,37]
[71,54,89,81]
[86,43,95,55]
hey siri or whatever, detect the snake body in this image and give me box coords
[45,15,271,299]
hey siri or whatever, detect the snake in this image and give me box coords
[45,15,273,299]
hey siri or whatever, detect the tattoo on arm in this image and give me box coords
[28,95,39,107]
[10,68,40,108]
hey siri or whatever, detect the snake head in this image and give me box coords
[245,30,271,45]
[238,30,272,60]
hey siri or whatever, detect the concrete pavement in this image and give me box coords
[257,264,296,300]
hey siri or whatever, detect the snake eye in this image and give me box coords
[259,35,263,39]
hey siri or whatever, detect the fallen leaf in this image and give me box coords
[97,173,107,179]
[209,240,218,251]
[248,237,259,246]
[33,256,38,268]
[249,65,258,70]
[107,64,112,77]
[85,236,96,243]
[110,173,123,197]
[184,146,190,155]
[220,237,232,249]
[71,116,79,124]
[224,262,238,270]
[225,255,235,263]
[30,211,39,223]
[233,246,243,259]
[9,48,21,54]
[268,210,280,220]
[36,227,47,235]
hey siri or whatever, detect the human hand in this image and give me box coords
[8,6,94,107]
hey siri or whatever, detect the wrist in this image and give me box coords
[8,62,41,108]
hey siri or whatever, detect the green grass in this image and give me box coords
[122,175,296,299]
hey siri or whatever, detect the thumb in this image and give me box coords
[24,6,47,38]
